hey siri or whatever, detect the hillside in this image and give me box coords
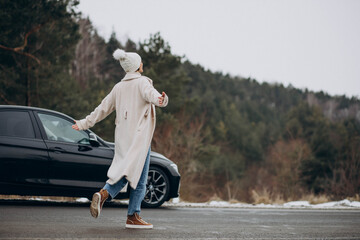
[69,19,360,203]
[1,2,358,203]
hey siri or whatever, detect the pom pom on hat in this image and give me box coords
[113,49,126,60]
[113,48,142,73]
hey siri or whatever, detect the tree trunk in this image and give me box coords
[26,58,31,106]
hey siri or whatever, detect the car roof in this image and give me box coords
[0,105,74,120]
[0,104,112,143]
[0,105,173,163]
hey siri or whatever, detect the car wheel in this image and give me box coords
[142,166,170,208]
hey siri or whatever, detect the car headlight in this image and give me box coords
[170,163,179,173]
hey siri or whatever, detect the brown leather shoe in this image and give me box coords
[90,189,108,218]
[126,213,153,229]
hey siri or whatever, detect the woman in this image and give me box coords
[72,49,168,229]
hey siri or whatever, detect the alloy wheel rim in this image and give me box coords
[144,169,167,205]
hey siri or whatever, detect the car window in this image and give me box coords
[37,113,90,145]
[0,111,35,138]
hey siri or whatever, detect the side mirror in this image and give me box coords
[89,133,100,147]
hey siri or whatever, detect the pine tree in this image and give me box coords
[0,0,81,109]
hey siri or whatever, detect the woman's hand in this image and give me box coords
[158,91,166,106]
[72,121,80,131]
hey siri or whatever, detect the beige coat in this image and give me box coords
[76,72,168,189]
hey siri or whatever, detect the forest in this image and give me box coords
[1,0,359,203]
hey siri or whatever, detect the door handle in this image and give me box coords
[49,147,66,153]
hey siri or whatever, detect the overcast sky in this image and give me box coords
[78,0,360,98]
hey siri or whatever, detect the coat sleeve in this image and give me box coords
[138,77,169,107]
[76,87,116,130]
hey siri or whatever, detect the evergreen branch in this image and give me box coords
[0,23,46,64]
[14,24,44,52]
[0,44,41,64]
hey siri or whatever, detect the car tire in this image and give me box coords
[142,166,170,208]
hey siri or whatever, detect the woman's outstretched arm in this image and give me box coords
[139,77,168,107]
[72,87,116,131]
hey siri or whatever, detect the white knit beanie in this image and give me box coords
[113,49,142,73]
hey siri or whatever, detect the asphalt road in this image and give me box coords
[0,201,359,239]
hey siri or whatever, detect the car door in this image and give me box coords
[0,109,49,191]
[34,111,113,190]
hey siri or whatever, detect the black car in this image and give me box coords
[0,105,180,207]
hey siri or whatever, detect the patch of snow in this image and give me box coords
[29,197,45,201]
[284,201,311,207]
[338,199,351,207]
[314,199,360,208]
[209,201,230,206]
[76,198,89,203]
[4,195,360,209]
[256,203,281,208]
[28,197,61,202]
[350,201,360,207]
[164,198,360,209]
[112,199,129,205]
[314,201,340,208]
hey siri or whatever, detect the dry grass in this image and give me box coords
[301,193,330,204]
[207,194,223,202]
[250,189,286,205]
[251,189,271,204]
[228,199,241,204]
[250,189,336,205]
[348,194,360,202]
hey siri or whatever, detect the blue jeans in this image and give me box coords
[103,147,150,216]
